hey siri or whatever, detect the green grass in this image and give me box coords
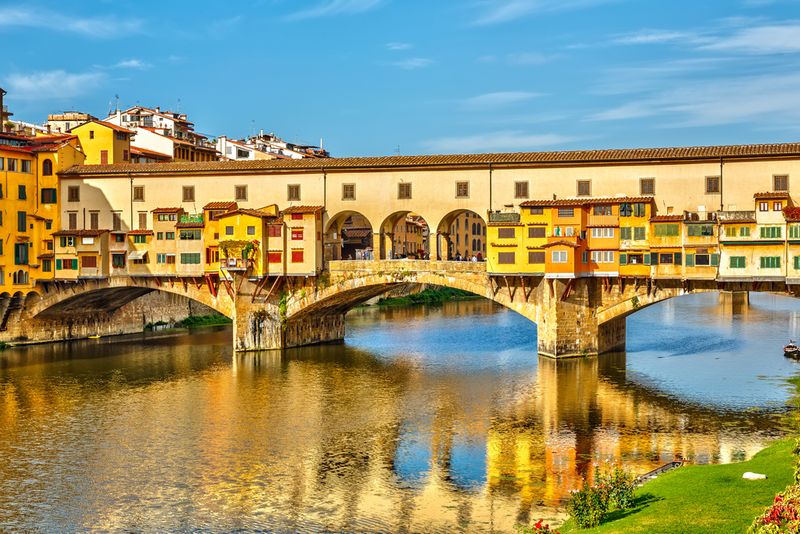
[377,286,477,307]
[175,314,232,328]
[558,438,794,534]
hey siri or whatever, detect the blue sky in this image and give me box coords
[2,0,800,156]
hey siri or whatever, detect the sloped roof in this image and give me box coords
[59,141,800,176]
[520,196,655,207]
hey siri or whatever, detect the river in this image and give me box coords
[0,292,798,532]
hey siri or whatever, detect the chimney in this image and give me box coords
[0,87,6,131]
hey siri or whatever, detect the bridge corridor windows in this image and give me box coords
[437,209,487,261]
[325,210,374,261]
[381,211,429,259]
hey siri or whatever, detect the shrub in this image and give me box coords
[567,485,609,529]
[595,465,636,511]
[517,519,560,534]
[749,485,800,533]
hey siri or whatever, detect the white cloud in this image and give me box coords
[423,130,576,153]
[114,59,150,70]
[461,91,542,110]
[612,29,699,45]
[391,57,433,69]
[700,23,800,54]
[471,0,614,26]
[3,70,105,100]
[386,42,412,50]
[287,0,384,20]
[0,6,142,38]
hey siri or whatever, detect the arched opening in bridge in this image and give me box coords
[379,212,430,260]
[435,210,487,261]
[324,210,374,261]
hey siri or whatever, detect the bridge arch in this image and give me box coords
[435,209,487,261]
[324,210,376,261]
[379,211,431,260]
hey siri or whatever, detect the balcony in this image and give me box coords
[221,258,252,271]
[489,212,520,224]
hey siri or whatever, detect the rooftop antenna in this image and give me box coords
[395,144,401,156]
[176,97,181,113]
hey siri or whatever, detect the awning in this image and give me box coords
[127,250,147,260]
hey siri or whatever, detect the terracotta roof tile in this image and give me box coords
[282,205,324,214]
[217,208,278,220]
[151,207,184,213]
[52,229,109,237]
[650,215,685,222]
[175,221,205,228]
[754,191,791,199]
[203,201,238,210]
[541,240,581,248]
[60,141,800,176]
[127,229,154,235]
[521,196,655,207]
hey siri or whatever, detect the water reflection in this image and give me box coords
[0,294,797,532]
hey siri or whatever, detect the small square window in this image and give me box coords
[705,176,720,193]
[182,185,195,203]
[455,181,469,199]
[133,186,145,202]
[398,182,412,199]
[774,175,789,192]
[235,185,248,201]
[576,180,591,196]
[640,177,655,195]
[514,181,529,199]
[342,183,356,200]
[287,184,301,201]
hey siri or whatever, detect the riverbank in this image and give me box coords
[376,286,478,306]
[554,438,794,533]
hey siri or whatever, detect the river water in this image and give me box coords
[1,293,799,532]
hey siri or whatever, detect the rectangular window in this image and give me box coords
[551,250,567,263]
[730,256,746,269]
[528,251,545,263]
[180,253,202,265]
[182,185,195,202]
[18,185,26,200]
[114,234,125,243]
[138,212,147,230]
[774,175,789,192]
[620,227,632,240]
[81,256,97,268]
[760,226,782,239]
[527,226,545,238]
[247,226,256,236]
[633,227,646,241]
[166,232,175,240]
[695,254,711,266]
[225,226,234,236]
[7,159,17,172]
[179,229,201,240]
[291,213,303,220]
[640,177,655,195]
[17,211,26,232]
[59,236,75,247]
[90,212,99,230]
[528,206,543,215]
[576,180,591,196]
[68,186,80,202]
[68,212,77,230]
[654,224,680,237]
[760,256,781,269]
[582,251,589,264]
[658,253,674,264]
[557,208,574,218]
[740,226,750,237]
[342,183,356,200]
[591,251,615,263]
[111,212,121,231]
[133,186,144,202]
[234,185,248,201]
[633,203,646,217]
[14,243,28,265]
[40,188,57,204]
[791,226,800,239]
[287,184,301,201]
[687,224,714,237]
[21,160,31,173]
[774,201,783,211]
[705,176,720,193]
[133,234,147,243]
[514,181,529,199]
[42,259,52,272]
[498,252,516,264]
[291,229,304,240]
[268,225,282,237]
[759,202,769,211]
[268,252,282,263]
[156,232,164,240]
[593,205,612,216]
[112,254,126,268]
[497,227,516,239]
[291,250,304,263]
[455,181,469,198]
[591,227,614,238]
[398,182,412,199]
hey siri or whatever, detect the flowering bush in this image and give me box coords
[595,465,636,510]
[567,485,609,529]
[749,486,800,533]
[516,519,560,533]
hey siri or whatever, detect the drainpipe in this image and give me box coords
[488,162,493,213]
[129,172,133,231]
[719,156,724,213]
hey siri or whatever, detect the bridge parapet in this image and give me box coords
[328,259,487,274]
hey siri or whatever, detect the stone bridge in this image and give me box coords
[1,260,782,357]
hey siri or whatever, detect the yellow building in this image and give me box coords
[70,119,133,165]
[214,206,280,278]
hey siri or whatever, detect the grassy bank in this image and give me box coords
[176,314,232,328]
[377,286,477,307]
[557,438,794,533]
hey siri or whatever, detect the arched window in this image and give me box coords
[471,223,477,234]
[472,238,476,251]
[42,159,53,176]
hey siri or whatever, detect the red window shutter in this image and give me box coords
[291,250,304,263]
[100,150,108,165]
[291,213,303,220]
[268,252,281,263]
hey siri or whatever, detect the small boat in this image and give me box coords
[88,334,101,340]
[785,340,800,359]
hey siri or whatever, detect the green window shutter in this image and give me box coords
[686,254,695,267]
[760,227,767,238]
[620,227,632,240]
[741,227,750,237]
[72,259,78,269]
[634,227,645,240]
[651,253,659,265]
[710,253,720,266]
[795,256,800,269]
[644,253,651,265]
[56,259,62,270]
[688,225,697,236]
[619,253,627,265]
[674,253,682,265]
[778,227,783,238]
[760,256,767,268]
